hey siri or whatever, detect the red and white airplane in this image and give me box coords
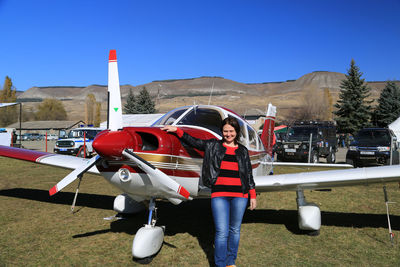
[1,50,400,259]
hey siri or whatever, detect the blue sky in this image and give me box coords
[0,0,399,91]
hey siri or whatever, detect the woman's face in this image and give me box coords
[222,124,237,144]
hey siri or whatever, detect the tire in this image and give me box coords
[277,154,286,162]
[310,150,319,163]
[327,151,336,163]
[77,146,88,158]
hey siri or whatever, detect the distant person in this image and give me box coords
[162,117,256,267]
[340,134,345,148]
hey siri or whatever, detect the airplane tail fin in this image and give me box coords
[107,50,123,131]
[260,103,276,156]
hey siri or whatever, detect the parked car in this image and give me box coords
[346,128,399,167]
[54,127,104,157]
[275,121,337,163]
[46,134,58,140]
[22,133,42,141]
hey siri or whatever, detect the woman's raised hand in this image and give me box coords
[161,125,178,133]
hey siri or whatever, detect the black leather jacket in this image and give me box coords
[180,131,255,193]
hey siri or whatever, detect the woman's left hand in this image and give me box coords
[249,198,257,210]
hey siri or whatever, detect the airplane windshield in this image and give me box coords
[152,108,188,126]
[177,107,223,135]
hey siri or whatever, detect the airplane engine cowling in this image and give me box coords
[298,203,321,231]
[113,194,145,214]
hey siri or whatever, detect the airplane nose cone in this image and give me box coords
[92,130,135,159]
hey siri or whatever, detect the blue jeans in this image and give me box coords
[211,197,248,267]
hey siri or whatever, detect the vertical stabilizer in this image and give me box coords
[260,103,276,156]
[108,50,123,131]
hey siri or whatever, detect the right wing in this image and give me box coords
[0,145,99,174]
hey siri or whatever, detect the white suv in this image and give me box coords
[54,127,105,157]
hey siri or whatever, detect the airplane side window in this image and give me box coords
[237,119,247,146]
[247,125,257,149]
[178,108,223,135]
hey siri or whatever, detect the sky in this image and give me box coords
[0,0,399,92]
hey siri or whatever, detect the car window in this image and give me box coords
[356,130,391,143]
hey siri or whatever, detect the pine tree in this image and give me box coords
[333,59,372,134]
[124,87,155,114]
[124,89,138,114]
[0,76,18,127]
[135,87,155,114]
[374,81,400,127]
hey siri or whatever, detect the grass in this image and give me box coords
[1,157,400,266]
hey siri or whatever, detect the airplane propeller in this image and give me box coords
[49,50,191,207]
[122,149,191,203]
[49,155,101,196]
[48,50,121,197]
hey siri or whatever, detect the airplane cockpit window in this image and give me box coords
[177,108,223,136]
[237,119,246,146]
[247,125,258,149]
[152,108,188,126]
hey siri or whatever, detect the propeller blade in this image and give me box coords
[49,155,101,196]
[122,149,191,201]
[108,49,123,131]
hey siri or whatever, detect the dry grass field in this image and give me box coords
[1,155,400,266]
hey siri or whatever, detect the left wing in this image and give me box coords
[0,145,99,174]
[255,164,400,192]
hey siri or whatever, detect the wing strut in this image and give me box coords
[383,185,395,244]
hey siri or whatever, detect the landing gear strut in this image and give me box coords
[132,198,165,260]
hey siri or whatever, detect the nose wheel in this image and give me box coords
[132,198,165,261]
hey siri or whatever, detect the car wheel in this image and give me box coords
[277,154,286,162]
[327,151,336,163]
[77,147,88,158]
[311,151,319,163]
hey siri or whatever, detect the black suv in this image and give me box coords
[346,128,399,167]
[275,121,337,163]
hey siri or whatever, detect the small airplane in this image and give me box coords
[1,50,400,259]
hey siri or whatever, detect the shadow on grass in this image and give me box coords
[2,188,400,265]
[0,188,114,210]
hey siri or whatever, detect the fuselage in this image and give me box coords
[92,105,273,200]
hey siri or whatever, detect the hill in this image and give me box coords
[17,71,399,122]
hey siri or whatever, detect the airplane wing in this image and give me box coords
[0,145,99,174]
[272,162,352,168]
[255,164,400,192]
